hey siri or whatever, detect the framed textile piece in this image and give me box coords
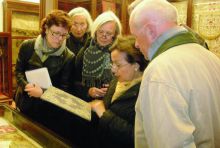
[171,0,220,58]
[192,0,220,58]
[171,0,188,25]
[11,11,39,37]
[41,86,91,121]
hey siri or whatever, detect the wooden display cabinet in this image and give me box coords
[3,0,40,95]
[0,32,12,103]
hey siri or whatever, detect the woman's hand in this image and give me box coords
[88,87,108,98]
[90,100,106,118]
[24,83,43,98]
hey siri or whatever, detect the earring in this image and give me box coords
[134,64,139,71]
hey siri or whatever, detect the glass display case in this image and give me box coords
[0,104,72,148]
[0,32,12,103]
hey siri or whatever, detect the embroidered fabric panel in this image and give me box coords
[192,0,220,58]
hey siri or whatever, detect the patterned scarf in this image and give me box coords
[34,35,66,62]
[82,39,113,88]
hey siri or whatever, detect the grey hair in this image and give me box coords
[68,7,93,33]
[91,11,122,42]
[130,0,178,28]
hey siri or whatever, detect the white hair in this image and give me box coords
[91,11,122,41]
[68,7,93,33]
[130,0,178,28]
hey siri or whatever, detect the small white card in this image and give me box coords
[25,67,52,89]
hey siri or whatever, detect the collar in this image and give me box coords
[148,26,187,61]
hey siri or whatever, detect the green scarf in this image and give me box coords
[151,31,202,60]
[34,35,66,62]
[82,40,113,88]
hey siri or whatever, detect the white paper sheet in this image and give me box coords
[25,67,52,89]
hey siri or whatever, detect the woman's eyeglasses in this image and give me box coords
[97,29,114,38]
[49,29,69,39]
[110,63,129,71]
[72,23,87,29]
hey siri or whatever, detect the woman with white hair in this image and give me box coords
[80,11,122,101]
[67,7,92,55]
[67,7,93,98]
[64,11,122,148]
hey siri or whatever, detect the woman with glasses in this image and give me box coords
[67,36,148,148]
[14,10,74,139]
[89,35,149,148]
[67,7,93,56]
[80,11,122,101]
[66,7,94,98]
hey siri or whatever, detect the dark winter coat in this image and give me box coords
[91,78,140,148]
[14,38,75,139]
[66,32,91,56]
[66,33,92,100]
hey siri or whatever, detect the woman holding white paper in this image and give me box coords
[14,10,75,141]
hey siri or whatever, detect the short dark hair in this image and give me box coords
[40,10,72,37]
[110,35,149,71]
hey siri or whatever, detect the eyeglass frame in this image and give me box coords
[96,29,115,38]
[49,29,70,39]
[72,22,87,29]
[110,62,130,71]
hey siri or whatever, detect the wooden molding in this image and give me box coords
[40,0,46,23]
[187,0,193,27]
[4,0,39,12]
[91,0,98,19]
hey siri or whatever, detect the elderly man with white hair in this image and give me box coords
[129,0,220,148]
